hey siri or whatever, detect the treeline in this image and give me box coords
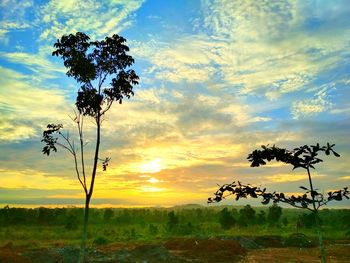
[0,205,349,233]
[217,204,349,230]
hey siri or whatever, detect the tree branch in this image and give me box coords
[101,99,113,116]
[208,181,349,211]
[76,112,87,191]
[58,130,87,194]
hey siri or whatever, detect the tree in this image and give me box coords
[219,207,236,229]
[103,208,114,222]
[41,32,139,262]
[267,203,282,227]
[166,211,179,233]
[257,210,266,225]
[208,143,349,263]
[238,204,256,226]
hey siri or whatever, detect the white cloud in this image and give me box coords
[136,88,161,104]
[331,106,350,115]
[0,46,65,76]
[0,66,69,141]
[131,36,219,83]
[132,0,350,112]
[38,0,144,40]
[291,86,334,119]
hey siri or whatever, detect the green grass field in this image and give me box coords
[1,205,349,248]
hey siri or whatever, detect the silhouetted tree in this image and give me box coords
[166,211,179,232]
[257,210,266,225]
[41,32,139,262]
[219,207,236,229]
[298,212,319,229]
[208,143,349,263]
[238,205,256,226]
[267,203,282,227]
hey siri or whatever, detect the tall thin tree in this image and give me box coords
[41,32,139,262]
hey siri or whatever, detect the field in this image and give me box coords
[0,205,349,262]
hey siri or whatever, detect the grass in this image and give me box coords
[0,206,348,248]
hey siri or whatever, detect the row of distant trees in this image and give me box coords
[218,204,283,229]
[1,205,349,231]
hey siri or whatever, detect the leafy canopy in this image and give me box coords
[42,32,139,157]
[247,143,339,170]
[52,32,139,118]
[208,143,349,211]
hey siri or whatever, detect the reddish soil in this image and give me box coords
[0,239,349,263]
[164,238,246,262]
[0,242,30,263]
[241,244,350,263]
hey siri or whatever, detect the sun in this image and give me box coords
[140,158,162,173]
[147,177,160,183]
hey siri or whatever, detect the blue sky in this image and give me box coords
[0,0,349,207]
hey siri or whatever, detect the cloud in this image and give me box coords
[38,0,144,40]
[0,168,78,189]
[0,1,33,42]
[0,21,30,43]
[131,0,350,124]
[0,122,36,141]
[0,66,69,141]
[265,172,325,183]
[131,36,219,83]
[331,106,350,115]
[0,0,349,207]
[338,175,350,181]
[136,88,162,104]
[291,86,334,119]
[0,46,66,77]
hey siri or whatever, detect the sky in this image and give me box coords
[0,0,349,208]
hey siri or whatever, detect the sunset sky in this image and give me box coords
[0,0,349,207]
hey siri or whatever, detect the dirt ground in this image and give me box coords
[0,238,349,263]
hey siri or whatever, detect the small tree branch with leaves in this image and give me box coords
[208,143,349,263]
[41,32,139,263]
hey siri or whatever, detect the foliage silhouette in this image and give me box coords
[208,143,349,263]
[42,32,139,262]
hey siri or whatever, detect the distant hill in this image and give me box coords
[171,204,204,209]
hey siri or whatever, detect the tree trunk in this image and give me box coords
[307,167,327,263]
[314,211,327,263]
[78,195,91,263]
[78,115,100,263]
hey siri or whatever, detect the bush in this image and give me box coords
[238,205,256,226]
[166,211,179,232]
[219,208,236,229]
[65,215,78,230]
[149,224,159,235]
[267,204,282,227]
[284,233,316,248]
[93,236,109,245]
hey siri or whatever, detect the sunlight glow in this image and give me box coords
[147,177,160,183]
[140,158,162,173]
[141,186,163,192]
